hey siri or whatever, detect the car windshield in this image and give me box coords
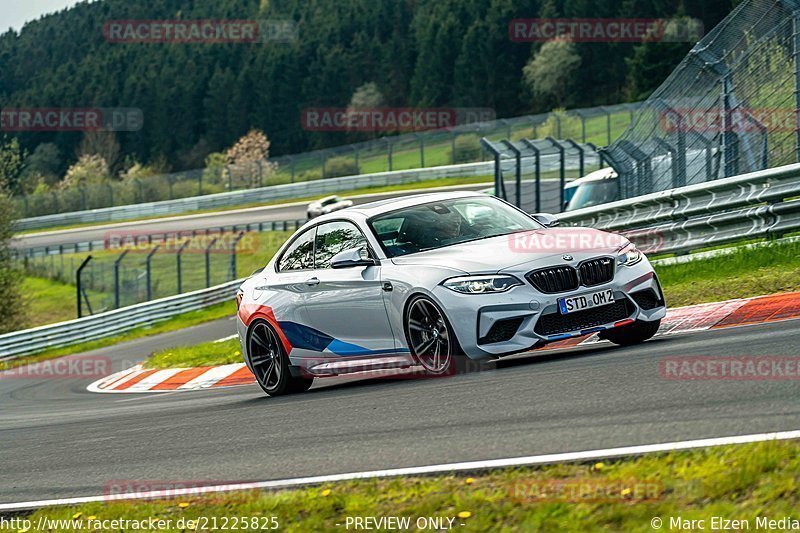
[369,196,540,258]
[320,196,340,207]
[565,179,619,210]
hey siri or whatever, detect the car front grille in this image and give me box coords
[526,257,615,294]
[478,317,524,345]
[534,299,633,336]
[579,257,615,286]
[526,266,579,294]
[630,288,662,310]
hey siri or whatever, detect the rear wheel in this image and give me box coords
[405,295,472,375]
[248,320,314,396]
[599,319,661,346]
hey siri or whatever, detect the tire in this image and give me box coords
[599,319,661,346]
[248,320,314,396]
[404,295,473,375]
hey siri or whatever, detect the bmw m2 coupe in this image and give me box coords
[236,192,666,396]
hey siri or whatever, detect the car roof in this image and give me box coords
[566,167,618,188]
[348,190,487,217]
[302,190,488,226]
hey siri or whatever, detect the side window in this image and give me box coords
[277,228,316,271]
[314,221,368,269]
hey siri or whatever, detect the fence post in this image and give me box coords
[418,133,425,168]
[793,10,800,162]
[107,183,114,207]
[500,140,522,208]
[198,170,203,196]
[546,137,566,211]
[77,255,93,318]
[145,245,160,301]
[600,107,611,145]
[168,175,174,199]
[577,111,586,143]
[565,139,585,178]
[226,165,233,191]
[176,239,190,294]
[205,237,218,288]
[114,249,129,309]
[80,187,87,210]
[230,232,247,280]
[387,138,393,171]
[521,139,542,212]
[480,138,506,201]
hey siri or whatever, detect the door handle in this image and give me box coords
[305,277,320,286]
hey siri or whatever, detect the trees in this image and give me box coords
[0,0,733,174]
[225,130,277,188]
[0,137,27,195]
[522,40,582,109]
[0,141,25,333]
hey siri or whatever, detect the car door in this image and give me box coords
[267,226,321,360]
[302,220,397,357]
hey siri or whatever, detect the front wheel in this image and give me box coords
[248,320,314,396]
[404,295,472,375]
[599,319,661,346]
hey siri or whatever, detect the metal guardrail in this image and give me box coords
[557,163,800,255]
[6,162,799,362]
[14,162,494,232]
[0,279,242,360]
[13,219,306,259]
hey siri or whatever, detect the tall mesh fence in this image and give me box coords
[604,0,800,199]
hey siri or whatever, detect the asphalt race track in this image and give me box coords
[1,317,798,504]
[12,181,563,250]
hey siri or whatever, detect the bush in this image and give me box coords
[449,134,482,164]
[323,156,359,178]
[296,170,322,183]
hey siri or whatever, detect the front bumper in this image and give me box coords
[431,259,667,360]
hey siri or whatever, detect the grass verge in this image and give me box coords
[655,238,800,307]
[0,301,235,372]
[21,439,799,531]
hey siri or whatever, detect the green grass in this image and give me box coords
[20,276,103,328]
[147,338,241,369]
[0,301,236,372]
[654,239,800,307]
[21,439,800,532]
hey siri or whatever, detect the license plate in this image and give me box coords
[558,289,615,314]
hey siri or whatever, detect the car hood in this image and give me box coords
[390,227,627,274]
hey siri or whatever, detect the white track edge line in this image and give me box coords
[2,429,798,512]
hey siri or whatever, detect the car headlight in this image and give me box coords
[617,244,643,266]
[442,275,522,294]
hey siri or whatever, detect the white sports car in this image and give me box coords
[237,191,666,396]
[307,195,354,219]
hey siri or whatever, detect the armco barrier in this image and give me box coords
[0,279,242,361]
[14,162,494,232]
[557,163,800,255]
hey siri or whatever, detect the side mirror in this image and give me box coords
[531,213,560,228]
[331,246,377,269]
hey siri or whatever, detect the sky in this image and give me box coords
[1,0,81,32]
